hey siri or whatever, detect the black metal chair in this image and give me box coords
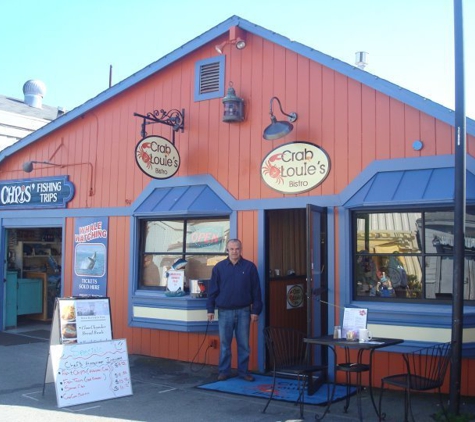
[378,342,452,422]
[262,326,327,418]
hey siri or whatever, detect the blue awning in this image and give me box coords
[134,185,232,215]
[345,168,475,207]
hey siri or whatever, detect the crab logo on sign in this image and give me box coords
[287,284,304,309]
[135,135,180,179]
[261,141,330,194]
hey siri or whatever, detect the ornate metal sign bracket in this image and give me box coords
[134,108,185,145]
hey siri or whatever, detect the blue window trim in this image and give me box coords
[128,177,237,333]
[194,56,225,102]
[338,155,475,356]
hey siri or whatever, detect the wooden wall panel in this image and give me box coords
[404,105,422,158]
[361,85,377,169]
[334,72,349,193]
[321,67,336,196]
[347,79,362,184]
[389,99,405,158]
[435,118,453,155]
[375,92,390,159]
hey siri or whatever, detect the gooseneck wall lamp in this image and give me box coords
[22,160,95,196]
[22,160,63,173]
[263,97,298,140]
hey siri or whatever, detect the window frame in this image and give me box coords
[137,216,230,291]
[352,206,475,304]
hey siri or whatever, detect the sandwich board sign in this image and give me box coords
[44,297,132,407]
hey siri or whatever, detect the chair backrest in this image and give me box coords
[264,326,308,371]
[403,342,452,390]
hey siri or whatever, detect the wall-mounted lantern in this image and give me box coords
[222,82,244,123]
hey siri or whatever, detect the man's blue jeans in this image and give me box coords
[217,307,250,376]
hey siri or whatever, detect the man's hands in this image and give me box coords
[207,313,215,322]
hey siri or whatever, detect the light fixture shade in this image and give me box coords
[262,97,298,140]
[263,119,294,140]
[22,161,34,172]
[235,38,246,50]
[222,84,244,123]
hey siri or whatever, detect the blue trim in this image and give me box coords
[3,16,473,164]
[134,185,232,215]
[194,56,225,101]
[257,209,266,373]
[342,155,475,207]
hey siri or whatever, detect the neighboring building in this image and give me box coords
[0,16,474,396]
[0,79,64,150]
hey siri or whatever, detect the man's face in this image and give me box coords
[227,242,242,261]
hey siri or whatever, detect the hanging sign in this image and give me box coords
[135,135,180,179]
[0,176,74,209]
[261,141,330,194]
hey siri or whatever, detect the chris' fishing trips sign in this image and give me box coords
[260,142,330,194]
[72,217,109,297]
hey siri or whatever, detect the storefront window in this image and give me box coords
[353,209,475,301]
[138,218,230,289]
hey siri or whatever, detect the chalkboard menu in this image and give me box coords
[50,339,132,407]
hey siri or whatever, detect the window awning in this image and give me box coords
[134,185,232,215]
[345,168,475,207]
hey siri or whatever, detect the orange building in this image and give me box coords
[1,16,475,395]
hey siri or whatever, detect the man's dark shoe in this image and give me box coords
[240,374,255,382]
[217,373,229,381]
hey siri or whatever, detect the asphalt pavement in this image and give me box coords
[1,322,474,422]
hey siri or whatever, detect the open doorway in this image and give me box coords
[264,207,328,369]
[265,209,307,332]
[4,228,62,329]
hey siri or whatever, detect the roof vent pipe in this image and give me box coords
[23,79,46,108]
[355,51,369,70]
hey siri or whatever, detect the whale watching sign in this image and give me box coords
[72,217,109,297]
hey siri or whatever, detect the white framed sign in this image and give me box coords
[261,141,330,194]
[135,135,180,179]
[51,339,132,407]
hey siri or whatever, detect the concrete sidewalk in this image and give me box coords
[1,326,474,422]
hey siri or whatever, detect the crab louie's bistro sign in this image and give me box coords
[135,135,180,179]
[261,141,331,194]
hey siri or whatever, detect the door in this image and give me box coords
[306,204,327,339]
[265,207,327,336]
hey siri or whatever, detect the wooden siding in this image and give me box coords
[1,33,471,205]
[1,30,474,389]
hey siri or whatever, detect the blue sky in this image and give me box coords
[2,0,474,118]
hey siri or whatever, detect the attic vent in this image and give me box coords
[199,62,220,94]
[194,56,225,101]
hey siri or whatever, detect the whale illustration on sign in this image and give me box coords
[82,252,97,270]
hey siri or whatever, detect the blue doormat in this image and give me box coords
[197,374,355,406]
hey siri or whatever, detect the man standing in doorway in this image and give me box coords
[207,239,263,382]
